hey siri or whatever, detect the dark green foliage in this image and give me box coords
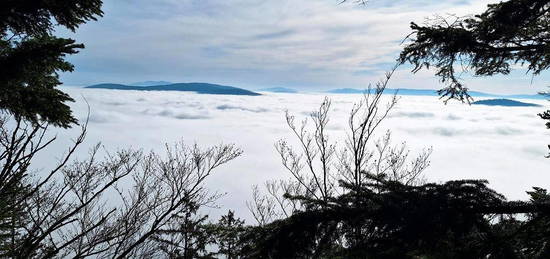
[399,0,550,102]
[155,208,248,259]
[515,188,550,257]
[0,37,81,127]
[154,202,217,259]
[0,0,103,127]
[399,0,550,155]
[0,181,28,258]
[0,0,103,33]
[0,0,103,255]
[539,109,550,130]
[241,173,550,258]
[214,210,245,259]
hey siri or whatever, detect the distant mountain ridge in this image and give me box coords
[84,81,544,99]
[326,88,545,99]
[86,82,261,96]
[258,87,298,93]
[472,99,542,107]
[129,81,172,86]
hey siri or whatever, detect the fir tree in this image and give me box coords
[0,0,103,128]
[398,0,550,154]
[399,0,550,102]
[214,210,245,259]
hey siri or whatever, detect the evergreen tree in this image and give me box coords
[0,1,103,256]
[399,0,550,102]
[154,201,217,259]
[398,0,550,154]
[0,0,103,128]
[242,175,550,258]
[214,210,245,259]
[242,75,550,258]
[0,181,28,257]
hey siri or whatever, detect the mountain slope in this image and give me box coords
[130,81,172,86]
[472,99,542,107]
[86,82,261,96]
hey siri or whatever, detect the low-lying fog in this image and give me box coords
[34,87,549,222]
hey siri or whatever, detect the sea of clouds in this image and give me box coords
[35,87,549,222]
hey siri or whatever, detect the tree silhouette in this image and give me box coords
[0,0,103,128]
[214,210,245,259]
[399,0,550,102]
[399,0,550,156]
[242,68,550,258]
[0,113,242,257]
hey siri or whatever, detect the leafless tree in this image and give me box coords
[108,143,241,259]
[246,185,278,227]
[0,113,88,258]
[275,97,337,205]
[0,113,242,258]
[248,67,432,225]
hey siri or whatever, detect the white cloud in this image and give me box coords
[35,87,550,222]
[56,0,550,94]
[390,111,435,118]
[216,104,270,113]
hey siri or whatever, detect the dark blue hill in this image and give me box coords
[130,81,172,86]
[86,82,261,96]
[472,99,541,107]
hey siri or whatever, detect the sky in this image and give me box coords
[58,0,550,95]
[39,88,549,222]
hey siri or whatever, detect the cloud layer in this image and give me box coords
[37,87,550,222]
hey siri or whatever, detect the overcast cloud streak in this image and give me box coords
[59,0,549,94]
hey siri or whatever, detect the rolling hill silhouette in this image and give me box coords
[472,99,542,107]
[86,82,261,96]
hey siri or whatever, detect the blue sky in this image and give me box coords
[59,0,550,94]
